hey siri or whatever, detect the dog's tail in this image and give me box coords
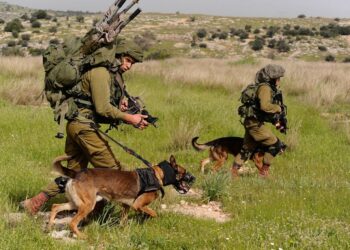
[52,155,76,178]
[191,137,210,151]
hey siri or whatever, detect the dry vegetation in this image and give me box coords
[134,58,350,108]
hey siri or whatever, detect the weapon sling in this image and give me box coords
[90,122,152,168]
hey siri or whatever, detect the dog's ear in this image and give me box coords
[169,155,177,167]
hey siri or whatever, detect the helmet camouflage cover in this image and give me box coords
[115,39,143,63]
[255,64,285,84]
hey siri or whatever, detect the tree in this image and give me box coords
[76,15,85,23]
[32,10,48,19]
[297,14,306,18]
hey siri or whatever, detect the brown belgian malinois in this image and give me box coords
[48,155,195,238]
[191,136,264,173]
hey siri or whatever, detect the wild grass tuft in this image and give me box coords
[201,172,230,202]
[167,118,201,151]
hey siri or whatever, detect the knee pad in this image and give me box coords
[266,139,286,157]
[54,176,69,193]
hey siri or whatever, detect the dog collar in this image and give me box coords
[158,161,177,186]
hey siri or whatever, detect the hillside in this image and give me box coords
[0,2,350,61]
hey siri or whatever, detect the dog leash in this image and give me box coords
[90,122,152,168]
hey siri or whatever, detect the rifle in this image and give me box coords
[125,91,158,127]
[81,0,142,54]
[274,91,288,134]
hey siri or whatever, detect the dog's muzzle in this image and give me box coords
[174,172,196,194]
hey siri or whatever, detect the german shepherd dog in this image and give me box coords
[191,137,264,173]
[48,155,195,238]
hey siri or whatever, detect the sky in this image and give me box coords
[2,0,350,18]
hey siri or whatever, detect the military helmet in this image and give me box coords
[255,64,285,84]
[115,38,143,63]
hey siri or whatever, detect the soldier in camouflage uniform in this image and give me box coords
[232,64,287,178]
[21,41,149,215]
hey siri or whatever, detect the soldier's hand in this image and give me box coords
[120,98,128,112]
[123,113,149,129]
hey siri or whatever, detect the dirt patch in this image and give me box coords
[163,200,230,223]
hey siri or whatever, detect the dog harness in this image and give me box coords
[136,161,177,197]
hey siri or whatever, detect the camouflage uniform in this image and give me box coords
[21,41,144,213]
[233,64,286,177]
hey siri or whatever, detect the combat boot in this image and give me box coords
[231,163,241,178]
[259,164,270,178]
[20,192,49,215]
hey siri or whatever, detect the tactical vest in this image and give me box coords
[238,83,282,123]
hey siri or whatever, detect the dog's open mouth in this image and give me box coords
[174,172,196,194]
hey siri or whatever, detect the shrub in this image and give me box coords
[49,26,58,33]
[343,57,350,63]
[218,31,228,40]
[49,38,60,45]
[202,173,229,202]
[276,39,290,52]
[298,14,306,18]
[229,27,236,35]
[32,10,48,19]
[268,39,276,48]
[21,13,30,21]
[52,17,58,22]
[11,31,18,38]
[325,54,335,62]
[334,18,340,22]
[133,31,157,51]
[0,18,5,24]
[92,18,99,27]
[2,47,25,57]
[250,37,265,51]
[253,28,260,34]
[31,20,41,28]
[189,16,196,22]
[199,43,207,48]
[19,40,28,47]
[245,25,252,33]
[76,15,85,23]
[7,40,16,47]
[4,19,23,32]
[196,28,207,38]
[28,48,44,56]
[21,34,31,41]
[318,45,327,51]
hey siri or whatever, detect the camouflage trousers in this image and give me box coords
[43,120,121,197]
[234,120,278,167]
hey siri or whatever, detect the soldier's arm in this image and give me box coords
[89,67,126,120]
[257,85,282,114]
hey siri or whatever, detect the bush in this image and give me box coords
[19,40,28,47]
[276,39,290,52]
[7,40,16,47]
[11,31,18,38]
[28,48,44,56]
[4,19,23,33]
[199,43,207,48]
[31,20,41,28]
[2,46,25,57]
[244,25,252,33]
[32,10,48,19]
[49,38,60,45]
[76,15,85,23]
[325,54,335,62]
[250,37,265,51]
[196,28,207,38]
[21,13,30,21]
[253,28,260,34]
[298,14,306,18]
[21,34,31,41]
[318,45,327,51]
[52,17,58,22]
[218,31,228,40]
[49,26,58,33]
[0,18,5,24]
[133,31,157,51]
[343,57,350,63]
[334,18,341,22]
[189,16,196,22]
[92,18,99,27]
[268,39,276,48]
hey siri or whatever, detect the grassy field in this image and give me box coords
[1,57,350,249]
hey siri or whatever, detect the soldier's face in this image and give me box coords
[120,56,135,72]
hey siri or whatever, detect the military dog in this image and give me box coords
[48,155,195,238]
[192,136,264,173]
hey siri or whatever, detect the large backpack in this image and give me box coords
[42,38,125,138]
[237,83,261,119]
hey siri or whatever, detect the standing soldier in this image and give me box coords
[232,64,287,178]
[21,40,149,215]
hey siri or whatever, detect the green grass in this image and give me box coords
[1,68,350,249]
